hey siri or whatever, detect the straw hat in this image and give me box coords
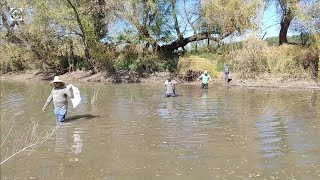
[204,70,208,74]
[50,76,65,86]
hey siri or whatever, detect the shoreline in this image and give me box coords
[1,70,319,90]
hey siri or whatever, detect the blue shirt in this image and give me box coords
[199,74,211,84]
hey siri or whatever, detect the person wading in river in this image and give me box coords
[197,70,212,89]
[164,77,179,97]
[223,63,232,84]
[42,76,74,122]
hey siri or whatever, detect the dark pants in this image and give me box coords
[201,83,208,89]
[225,72,230,83]
[165,93,175,97]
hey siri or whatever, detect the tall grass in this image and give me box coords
[229,37,319,80]
[177,55,218,81]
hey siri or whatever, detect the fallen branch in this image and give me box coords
[0,119,56,165]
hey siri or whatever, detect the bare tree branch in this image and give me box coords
[0,119,56,165]
[0,121,15,148]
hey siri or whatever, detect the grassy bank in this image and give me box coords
[1,37,319,86]
[176,37,318,84]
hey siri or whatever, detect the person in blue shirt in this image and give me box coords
[197,70,212,89]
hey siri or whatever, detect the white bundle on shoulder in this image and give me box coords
[67,84,81,108]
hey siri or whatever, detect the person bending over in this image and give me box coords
[164,77,179,97]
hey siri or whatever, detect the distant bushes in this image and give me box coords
[0,42,171,76]
[230,37,319,79]
[1,37,318,82]
[90,43,117,74]
[113,44,172,75]
[0,44,35,73]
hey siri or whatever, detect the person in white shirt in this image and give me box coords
[164,77,179,97]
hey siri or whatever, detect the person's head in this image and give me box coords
[50,76,65,87]
[167,77,172,82]
[204,70,208,75]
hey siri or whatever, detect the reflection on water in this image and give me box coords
[0,81,319,179]
[256,108,289,161]
[54,124,68,154]
[54,124,84,157]
[73,127,83,154]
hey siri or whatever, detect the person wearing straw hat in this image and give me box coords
[197,70,212,89]
[42,76,74,122]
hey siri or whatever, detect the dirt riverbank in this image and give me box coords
[1,70,319,89]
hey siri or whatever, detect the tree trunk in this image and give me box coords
[279,13,293,45]
[65,0,93,71]
[68,40,76,72]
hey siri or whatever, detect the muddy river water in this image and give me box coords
[1,80,319,179]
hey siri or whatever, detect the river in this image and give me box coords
[0,80,319,179]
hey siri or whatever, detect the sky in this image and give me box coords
[261,1,282,38]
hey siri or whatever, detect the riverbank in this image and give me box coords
[1,70,319,89]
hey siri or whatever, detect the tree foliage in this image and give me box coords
[0,0,318,80]
[203,0,263,35]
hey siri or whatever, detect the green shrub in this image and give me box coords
[0,44,35,74]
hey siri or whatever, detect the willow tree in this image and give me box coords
[203,0,263,40]
[116,0,173,52]
[116,0,262,56]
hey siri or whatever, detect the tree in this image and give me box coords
[273,0,301,45]
[296,0,320,81]
[1,0,120,73]
[0,0,24,44]
[116,0,262,56]
[182,0,203,51]
[160,0,263,54]
[203,0,262,36]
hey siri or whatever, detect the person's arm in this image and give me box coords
[164,80,168,86]
[209,75,212,81]
[172,79,179,85]
[197,74,203,81]
[66,85,74,98]
[42,90,53,112]
[174,78,182,84]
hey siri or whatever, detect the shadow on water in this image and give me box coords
[64,114,100,122]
